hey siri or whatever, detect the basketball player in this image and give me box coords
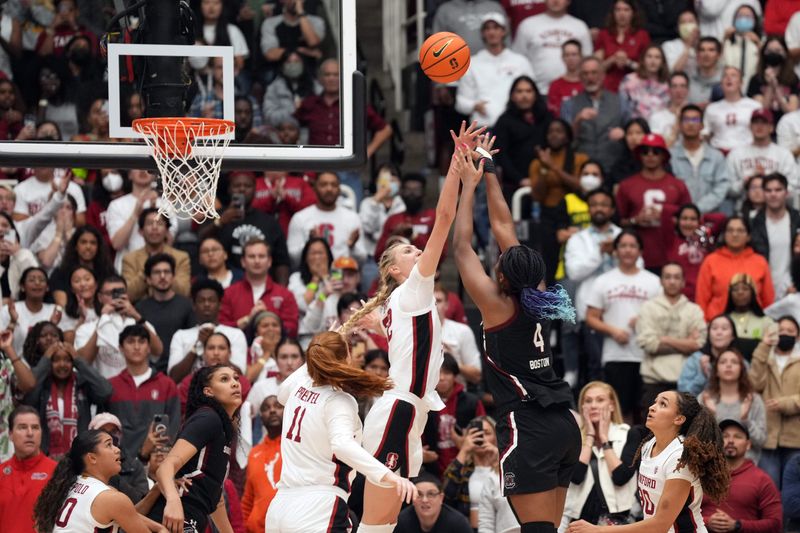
[453,134,580,533]
[340,121,485,532]
[265,331,416,532]
[567,391,729,532]
[34,430,166,533]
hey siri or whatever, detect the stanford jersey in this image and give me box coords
[638,437,706,532]
[53,476,117,533]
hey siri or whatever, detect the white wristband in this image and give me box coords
[475,147,493,160]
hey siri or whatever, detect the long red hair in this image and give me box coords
[306,331,392,398]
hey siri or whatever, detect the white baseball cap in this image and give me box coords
[481,12,507,28]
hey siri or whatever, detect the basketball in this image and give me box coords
[419,31,470,83]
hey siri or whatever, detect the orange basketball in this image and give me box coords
[419,32,470,83]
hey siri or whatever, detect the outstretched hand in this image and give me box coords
[473,133,500,159]
[453,145,484,189]
[449,120,486,151]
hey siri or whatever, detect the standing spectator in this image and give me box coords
[749,317,800,489]
[260,0,325,75]
[262,51,320,127]
[593,0,650,92]
[192,0,249,74]
[688,37,724,106]
[494,76,551,191]
[500,0,546,36]
[548,40,585,117]
[786,8,800,79]
[763,0,800,36]
[0,267,63,354]
[0,406,56,533]
[679,314,739,397]
[121,208,191,303]
[286,237,332,336]
[727,110,799,204]
[434,285,481,384]
[299,256,362,340]
[58,266,100,344]
[648,72,691,148]
[560,57,625,172]
[286,171,366,265]
[724,273,775,360]
[455,13,533,128]
[695,0,762,42]
[637,0,689,44]
[84,169,126,257]
[218,239,299,337]
[395,472,473,533]
[618,45,670,119]
[49,225,114,308]
[568,0,614,38]
[749,173,800,299]
[106,324,181,462]
[195,235,243,290]
[664,205,713,300]
[701,419,783,533]
[662,10,699,73]
[373,173,438,260]
[607,118,648,187]
[704,66,763,153]
[245,338,304,421]
[251,170,316,237]
[432,0,507,54]
[722,5,762,85]
[513,0,593,95]
[12,167,86,225]
[616,133,692,272]
[359,164,405,269]
[777,107,800,164]
[670,105,731,214]
[636,263,707,408]
[242,396,283,533]
[695,216,775,321]
[747,36,800,127]
[742,174,767,220]
[585,230,661,422]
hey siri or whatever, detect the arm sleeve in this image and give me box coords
[611,426,646,486]
[571,461,589,484]
[396,264,435,315]
[326,394,391,485]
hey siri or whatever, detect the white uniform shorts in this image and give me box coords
[361,393,429,478]
[265,488,351,533]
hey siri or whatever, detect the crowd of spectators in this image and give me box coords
[3,0,800,532]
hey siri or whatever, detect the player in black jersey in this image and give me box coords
[453,134,581,533]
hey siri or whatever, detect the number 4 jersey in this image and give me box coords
[53,475,118,533]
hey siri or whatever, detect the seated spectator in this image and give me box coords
[359,164,405,271]
[593,0,649,93]
[742,174,766,220]
[106,324,180,462]
[679,314,739,396]
[250,170,316,236]
[722,5,762,85]
[395,472,472,533]
[669,105,730,214]
[618,45,670,120]
[560,57,624,173]
[299,256,361,343]
[688,37,724,106]
[0,80,22,142]
[23,340,111,459]
[585,231,661,422]
[32,60,80,140]
[607,117,648,187]
[233,96,269,144]
[245,310,282,383]
[0,406,56,533]
[784,453,800,531]
[0,328,36,461]
[0,186,14,215]
[766,233,800,323]
[441,416,498,527]
[49,226,114,307]
[59,266,100,344]
[0,267,63,354]
[195,235,243,290]
[725,273,775,358]
[204,170,290,285]
[477,471,519,533]
[135,254,195,372]
[548,40,584,117]
[648,72,691,148]
[286,237,331,331]
[494,75,551,191]
[338,294,385,368]
[262,50,319,127]
[701,419,782,532]
[21,321,62,369]
[12,167,86,226]
[455,12,534,128]
[75,274,163,379]
[696,0,761,42]
[665,205,714,301]
[219,239,298,337]
[260,0,325,76]
[287,171,366,265]
[0,214,39,302]
[87,412,149,503]
[242,396,283,533]
[84,170,126,254]
[637,0,688,44]
[192,0,249,75]
[189,57,229,120]
[246,338,304,420]
[72,96,109,143]
[695,216,774,322]
[777,107,800,164]
[662,10,698,73]
[698,349,767,459]
[560,382,638,528]
[704,66,763,153]
[616,133,692,272]
[747,36,799,125]
[749,316,800,489]
[727,111,799,203]
[374,173,438,261]
[434,285,481,385]
[359,349,390,420]
[29,188,77,274]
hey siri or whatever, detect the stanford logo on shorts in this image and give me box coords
[385,452,399,470]
[504,472,516,490]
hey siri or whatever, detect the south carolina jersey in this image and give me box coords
[638,437,707,533]
[481,306,572,413]
[53,475,118,533]
[381,265,445,411]
[276,366,390,497]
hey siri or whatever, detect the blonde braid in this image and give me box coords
[340,243,402,334]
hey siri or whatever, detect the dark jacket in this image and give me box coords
[639,0,691,43]
[749,207,800,262]
[560,91,624,173]
[493,107,550,187]
[109,451,149,503]
[22,356,113,456]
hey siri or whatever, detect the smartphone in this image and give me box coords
[330,268,343,281]
[153,414,170,436]
[53,167,66,188]
[468,419,485,446]
[231,193,246,213]
[3,229,16,243]
[24,114,36,129]
[110,287,125,300]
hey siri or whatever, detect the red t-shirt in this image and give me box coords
[547,77,584,115]
[764,0,800,35]
[500,0,546,35]
[594,28,651,92]
[35,26,97,57]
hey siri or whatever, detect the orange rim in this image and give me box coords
[133,117,235,157]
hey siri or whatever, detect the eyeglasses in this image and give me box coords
[639,147,664,155]
[418,491,442,500]
[681,117,702,124]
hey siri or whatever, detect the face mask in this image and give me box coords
[764,52,785,68]
[580,174,602,192]
[68,47,91,66]
[679,22,697,41]
[282,62,304,80]
[389,181,400,197]
[778,334,797,352]
[102,172,123,193]
[734,17,755,34]
[402,195,423,214]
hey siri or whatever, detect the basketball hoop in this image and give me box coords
[133,117,235,224]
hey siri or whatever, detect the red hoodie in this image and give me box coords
[435,382,485,473]
[0,452,57,533]
[219,276,299,338]
[701,459,782,533]
[252,175,316,236]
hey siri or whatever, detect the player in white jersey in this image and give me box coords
[265,331,417,532]
[568,391,729,533]
[35,430,166,533]
[341,121,486,533]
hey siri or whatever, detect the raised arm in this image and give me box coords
[478,135,519,252]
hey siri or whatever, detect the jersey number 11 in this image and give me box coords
[286,406,307,443]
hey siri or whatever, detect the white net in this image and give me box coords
[133,118,235,224]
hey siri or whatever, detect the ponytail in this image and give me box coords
[500,245,576,322]
[341,242,402,334]
[306,331,392,398]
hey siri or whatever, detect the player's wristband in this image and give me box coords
[602,441,613,451]
[475,147,493,160]
[481,157,496,174]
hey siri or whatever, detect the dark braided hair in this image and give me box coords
[34,430,108,532]
[185,364,240,444]
[22,321,64,368]
[498,245,575,322]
